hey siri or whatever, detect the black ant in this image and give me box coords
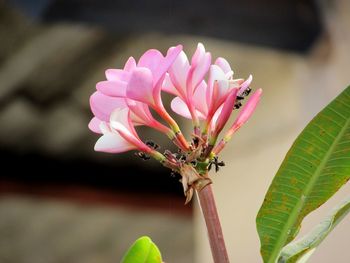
[145,140,160,150]
[234,102,242,109]
[173,149,186,162]
[208,156,225,172]
[135,152,150,161]
[241,87,252,97]
[135,140,160,161]
[234,87,252,109]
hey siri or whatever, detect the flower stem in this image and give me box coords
[196,184,230,263]
[154,106,190,151]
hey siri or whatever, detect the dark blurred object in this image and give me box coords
[0,0,322,202]
[7,0,51,18]
[0,150,185,196]
[0,2,183,198]
[9,0,323,52]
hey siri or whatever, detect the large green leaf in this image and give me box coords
[278,196,350,263]
[256,86,350,263]
[121,236,162,263]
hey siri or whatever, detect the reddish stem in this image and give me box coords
[196,184,230,263]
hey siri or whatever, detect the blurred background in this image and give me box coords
[0,0,349,262]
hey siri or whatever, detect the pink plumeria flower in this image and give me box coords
[163,43,211,133]
[89,91,127,134]
[206,59,252,121]
[89,43,261,201]
[89,90,171,135]
[165,48,253,138]
[90,46,190,150]
[94,118,137,154]
[95,107,165,161]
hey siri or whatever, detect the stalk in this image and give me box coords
[154,106,190,151]
[187,99,201,136]
[196,184,230,263]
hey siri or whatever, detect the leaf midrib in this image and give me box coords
[268,116,350,263]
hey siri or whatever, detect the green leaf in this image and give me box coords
[278,196,350,263]
[121,236,162,263]
[256,86,350,263]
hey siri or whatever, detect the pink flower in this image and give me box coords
[166,50,253,138]
[89,91,127,134]
[204,60,248,127]
[163,43,211,132]
[94,107,166,163]
[88,43,261,199]
[92,46,182,130]
[90,46,190,150]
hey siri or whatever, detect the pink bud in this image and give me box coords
[229,88,262,135]
[213,88,238,137]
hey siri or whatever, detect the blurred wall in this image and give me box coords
[1,0,349,262]
[194,1,350,262]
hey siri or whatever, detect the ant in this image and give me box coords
[135,140,160,161]
[234,87,252,109]
[135,152,150,161]
[208,156,225,172]
[145,140,160,150]
[241,87,252,97]
[234,101,242,109]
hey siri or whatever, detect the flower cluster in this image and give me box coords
[89,43,262,202]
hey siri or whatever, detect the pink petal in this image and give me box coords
[110,108,135,136]
[124,57,136,71]
[110,108,150,152]
[94,132,136,153]
[191,43,206,65]
[90,91,127,121]
[215,57,233,76]
[138,49,163,72]
[99,122,112,134]
[207,80,230,119]
[168,50,189,97]
[151,45,183,102]
[207,65,233,117]
[88,117,103,134]
[171,97,206,120]
[137,47,180,86]
[231,88,262,131]
[206,65,227,103]
[238,75,253,96]
[188,47,211,93]
[105,69,130,82]
[127,99,171,133]
[171,97,192,119]
[129,112,145,126]
[230,78,244,88]
[158,45,183,83]
[213,88,238,135]
[162,73,180,97]
[192,81,208,117]
[209,105,221,132]
[126,67,155,106]
[96,80,127,97]
[215,80,230,103]
[127,99,154,125]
